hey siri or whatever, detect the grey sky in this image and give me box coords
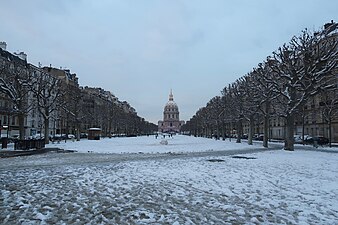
[1,0,337,124]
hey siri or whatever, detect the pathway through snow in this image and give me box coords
[1,136,337,224]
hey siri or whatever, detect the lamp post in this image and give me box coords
[3,125,9,138]
[2,125,8,149]
[38,121,42,139]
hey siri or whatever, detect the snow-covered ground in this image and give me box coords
[46,134,266,154]
[1,135,338,224]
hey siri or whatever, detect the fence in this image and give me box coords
[14,140,45,150]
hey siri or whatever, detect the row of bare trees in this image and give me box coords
[0,50,157,144]
[58,86,157,142]
[182,22,337,150]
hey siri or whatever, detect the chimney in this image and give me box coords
[14,51,27,61]
[0,41,7,51]
[324,20,335,29]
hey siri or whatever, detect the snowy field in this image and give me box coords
[46,134,266,154]
[1,135,338,224]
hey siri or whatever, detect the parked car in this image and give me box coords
[52,134,67,141]
[67,134,75,139]
[294,135,303,144]
[254,134,264,141]
[27,134,44,140]
[304,136,329,145]
[80,133,88,138]
[11,134,20,140]
[0,137,12,144]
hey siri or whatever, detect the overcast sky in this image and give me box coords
[1,0,337,124]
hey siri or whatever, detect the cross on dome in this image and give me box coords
[169,89,174,101]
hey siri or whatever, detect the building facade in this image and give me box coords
[0,41,157,142]
[158,90,184,133]
[0,44,29,139]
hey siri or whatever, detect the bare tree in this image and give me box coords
[220,86,236,141]
[62,83,83,141]
[30,67,63,144]
[319,89,338,147]
[0,53,32,140]
[204,96,223,139]
[270,27,337,150]
[250,62,279,147]
[228,82,246,143]
[239,74,261,145]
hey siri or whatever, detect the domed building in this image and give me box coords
[158,90,185,133]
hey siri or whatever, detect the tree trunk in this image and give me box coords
[236,120,242,143]
[263,102,270,148]
[208,126,212,138]
[216,122,220,140]
[18,113,25,140]
[44,118,50,144]
[248,117,254,145]
[76,121,81,141]
[284,115,295,151]
[328,119,332,148]
[302,112,305,144]
[263,115,269,148]
[228,122,232,142]
[108,119,112,138]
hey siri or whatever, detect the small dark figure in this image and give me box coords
[313,140,318,148]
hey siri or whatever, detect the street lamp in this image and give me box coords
[38,121,42,139]
[2,125,8,149]
[2,125,9,138]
